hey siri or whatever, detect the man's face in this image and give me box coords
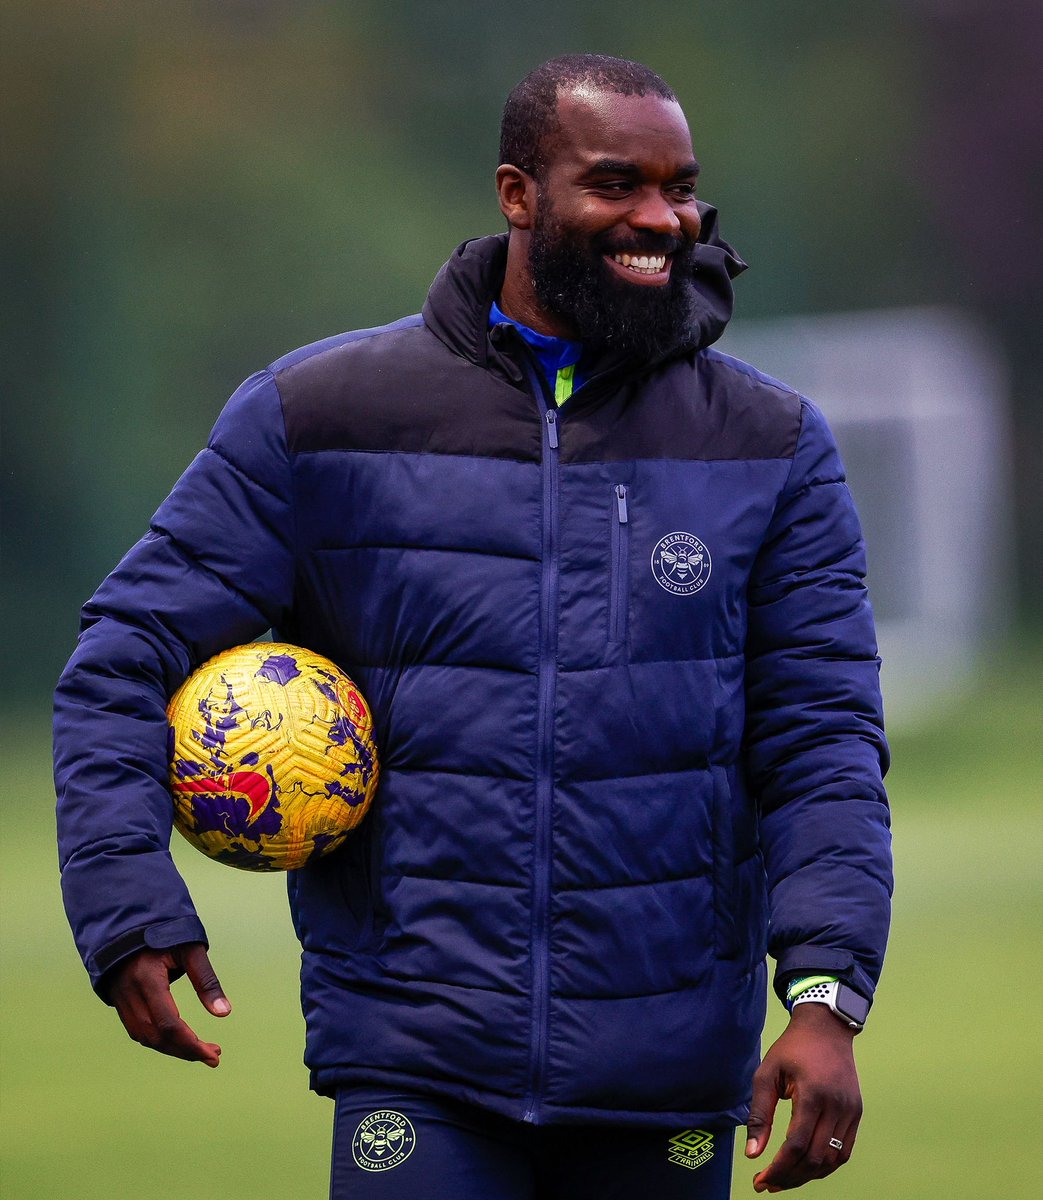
[528,88,703,360]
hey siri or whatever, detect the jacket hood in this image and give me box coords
[422,202,747,371]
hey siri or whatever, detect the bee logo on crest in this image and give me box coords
[352,1109,416,1172]
[651,532,712,595]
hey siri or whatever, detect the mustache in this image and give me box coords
[593,231,691,258]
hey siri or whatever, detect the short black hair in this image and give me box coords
[499,54,677,180]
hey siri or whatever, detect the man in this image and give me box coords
[54,54,892,1198]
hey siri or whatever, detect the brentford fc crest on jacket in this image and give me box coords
[651,532,712,595]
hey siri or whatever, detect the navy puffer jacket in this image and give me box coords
[55,220,891,1129]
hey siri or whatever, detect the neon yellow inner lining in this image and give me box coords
[554,364,576,406]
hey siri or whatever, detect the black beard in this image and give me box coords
[528,206,700,362]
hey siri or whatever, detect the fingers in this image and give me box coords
[178,943,232,1017]
[830,1103,863,1170]
[752,1089,862,1192]
[745,1061,780,1160]
[752,1090,819,1193]
[109,946,225,1068]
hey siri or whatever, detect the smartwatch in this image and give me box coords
[789,979,870,1032]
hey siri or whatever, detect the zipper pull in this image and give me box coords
[615,484,628,523]
[545,409,559,450]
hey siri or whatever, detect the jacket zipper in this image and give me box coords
[519,357,559,1124]
[609,484,629,644]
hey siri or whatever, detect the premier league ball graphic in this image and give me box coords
[167,643,379,871]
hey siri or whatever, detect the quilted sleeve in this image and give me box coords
[53,369,295,996]
[744,398,892,1007]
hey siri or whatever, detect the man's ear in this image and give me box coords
[496,164,537,231]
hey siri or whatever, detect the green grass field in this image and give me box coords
[2,644,1040,1198]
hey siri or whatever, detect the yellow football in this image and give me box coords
[166,642,378,871]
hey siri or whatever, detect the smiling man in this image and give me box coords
[498,77,705,364]
[55,54,892,1199]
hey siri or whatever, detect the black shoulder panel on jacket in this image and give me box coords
[560,349,802,464]
[275,323,542,463]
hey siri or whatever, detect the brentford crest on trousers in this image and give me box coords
[352,1110,416,1172]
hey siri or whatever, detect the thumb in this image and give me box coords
[178,943,231,1017]
[745,1065,779,1159]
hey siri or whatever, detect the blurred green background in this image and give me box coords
[2,1,1041,1196]
[4,653,1040,1197]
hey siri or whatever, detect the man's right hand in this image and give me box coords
[107,941,231,1068]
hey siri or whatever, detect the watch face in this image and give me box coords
[837,983,870,1026]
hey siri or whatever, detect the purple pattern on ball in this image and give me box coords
[257,654,301,686]
[191,789,284,839]
[325,776,368,806]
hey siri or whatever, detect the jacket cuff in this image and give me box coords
[773,946,875,1008]
[90,916,209,1002]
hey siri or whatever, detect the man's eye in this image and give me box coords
[595,182,633,194]
[669,183,697,199]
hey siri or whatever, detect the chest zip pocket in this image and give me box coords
[609,484,630,645]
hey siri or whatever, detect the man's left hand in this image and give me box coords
[744,1002,862,1192]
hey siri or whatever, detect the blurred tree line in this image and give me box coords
[3,0,1040,706]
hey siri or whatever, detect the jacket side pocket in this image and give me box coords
[711,766,740,959]
[608,484,630,645]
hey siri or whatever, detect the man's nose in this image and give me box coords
[628,188,682,236]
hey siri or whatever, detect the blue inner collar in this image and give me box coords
[489,300,583,378]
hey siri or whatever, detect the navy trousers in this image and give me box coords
[331,1089,735,1199]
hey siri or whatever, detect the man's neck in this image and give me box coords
[498,235,577,339]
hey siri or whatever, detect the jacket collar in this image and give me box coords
[421,203,747,377]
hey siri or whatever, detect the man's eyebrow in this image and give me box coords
[583,157,701,179]
[585,158,642,176]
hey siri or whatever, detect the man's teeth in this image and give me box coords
[612,253,667,274]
